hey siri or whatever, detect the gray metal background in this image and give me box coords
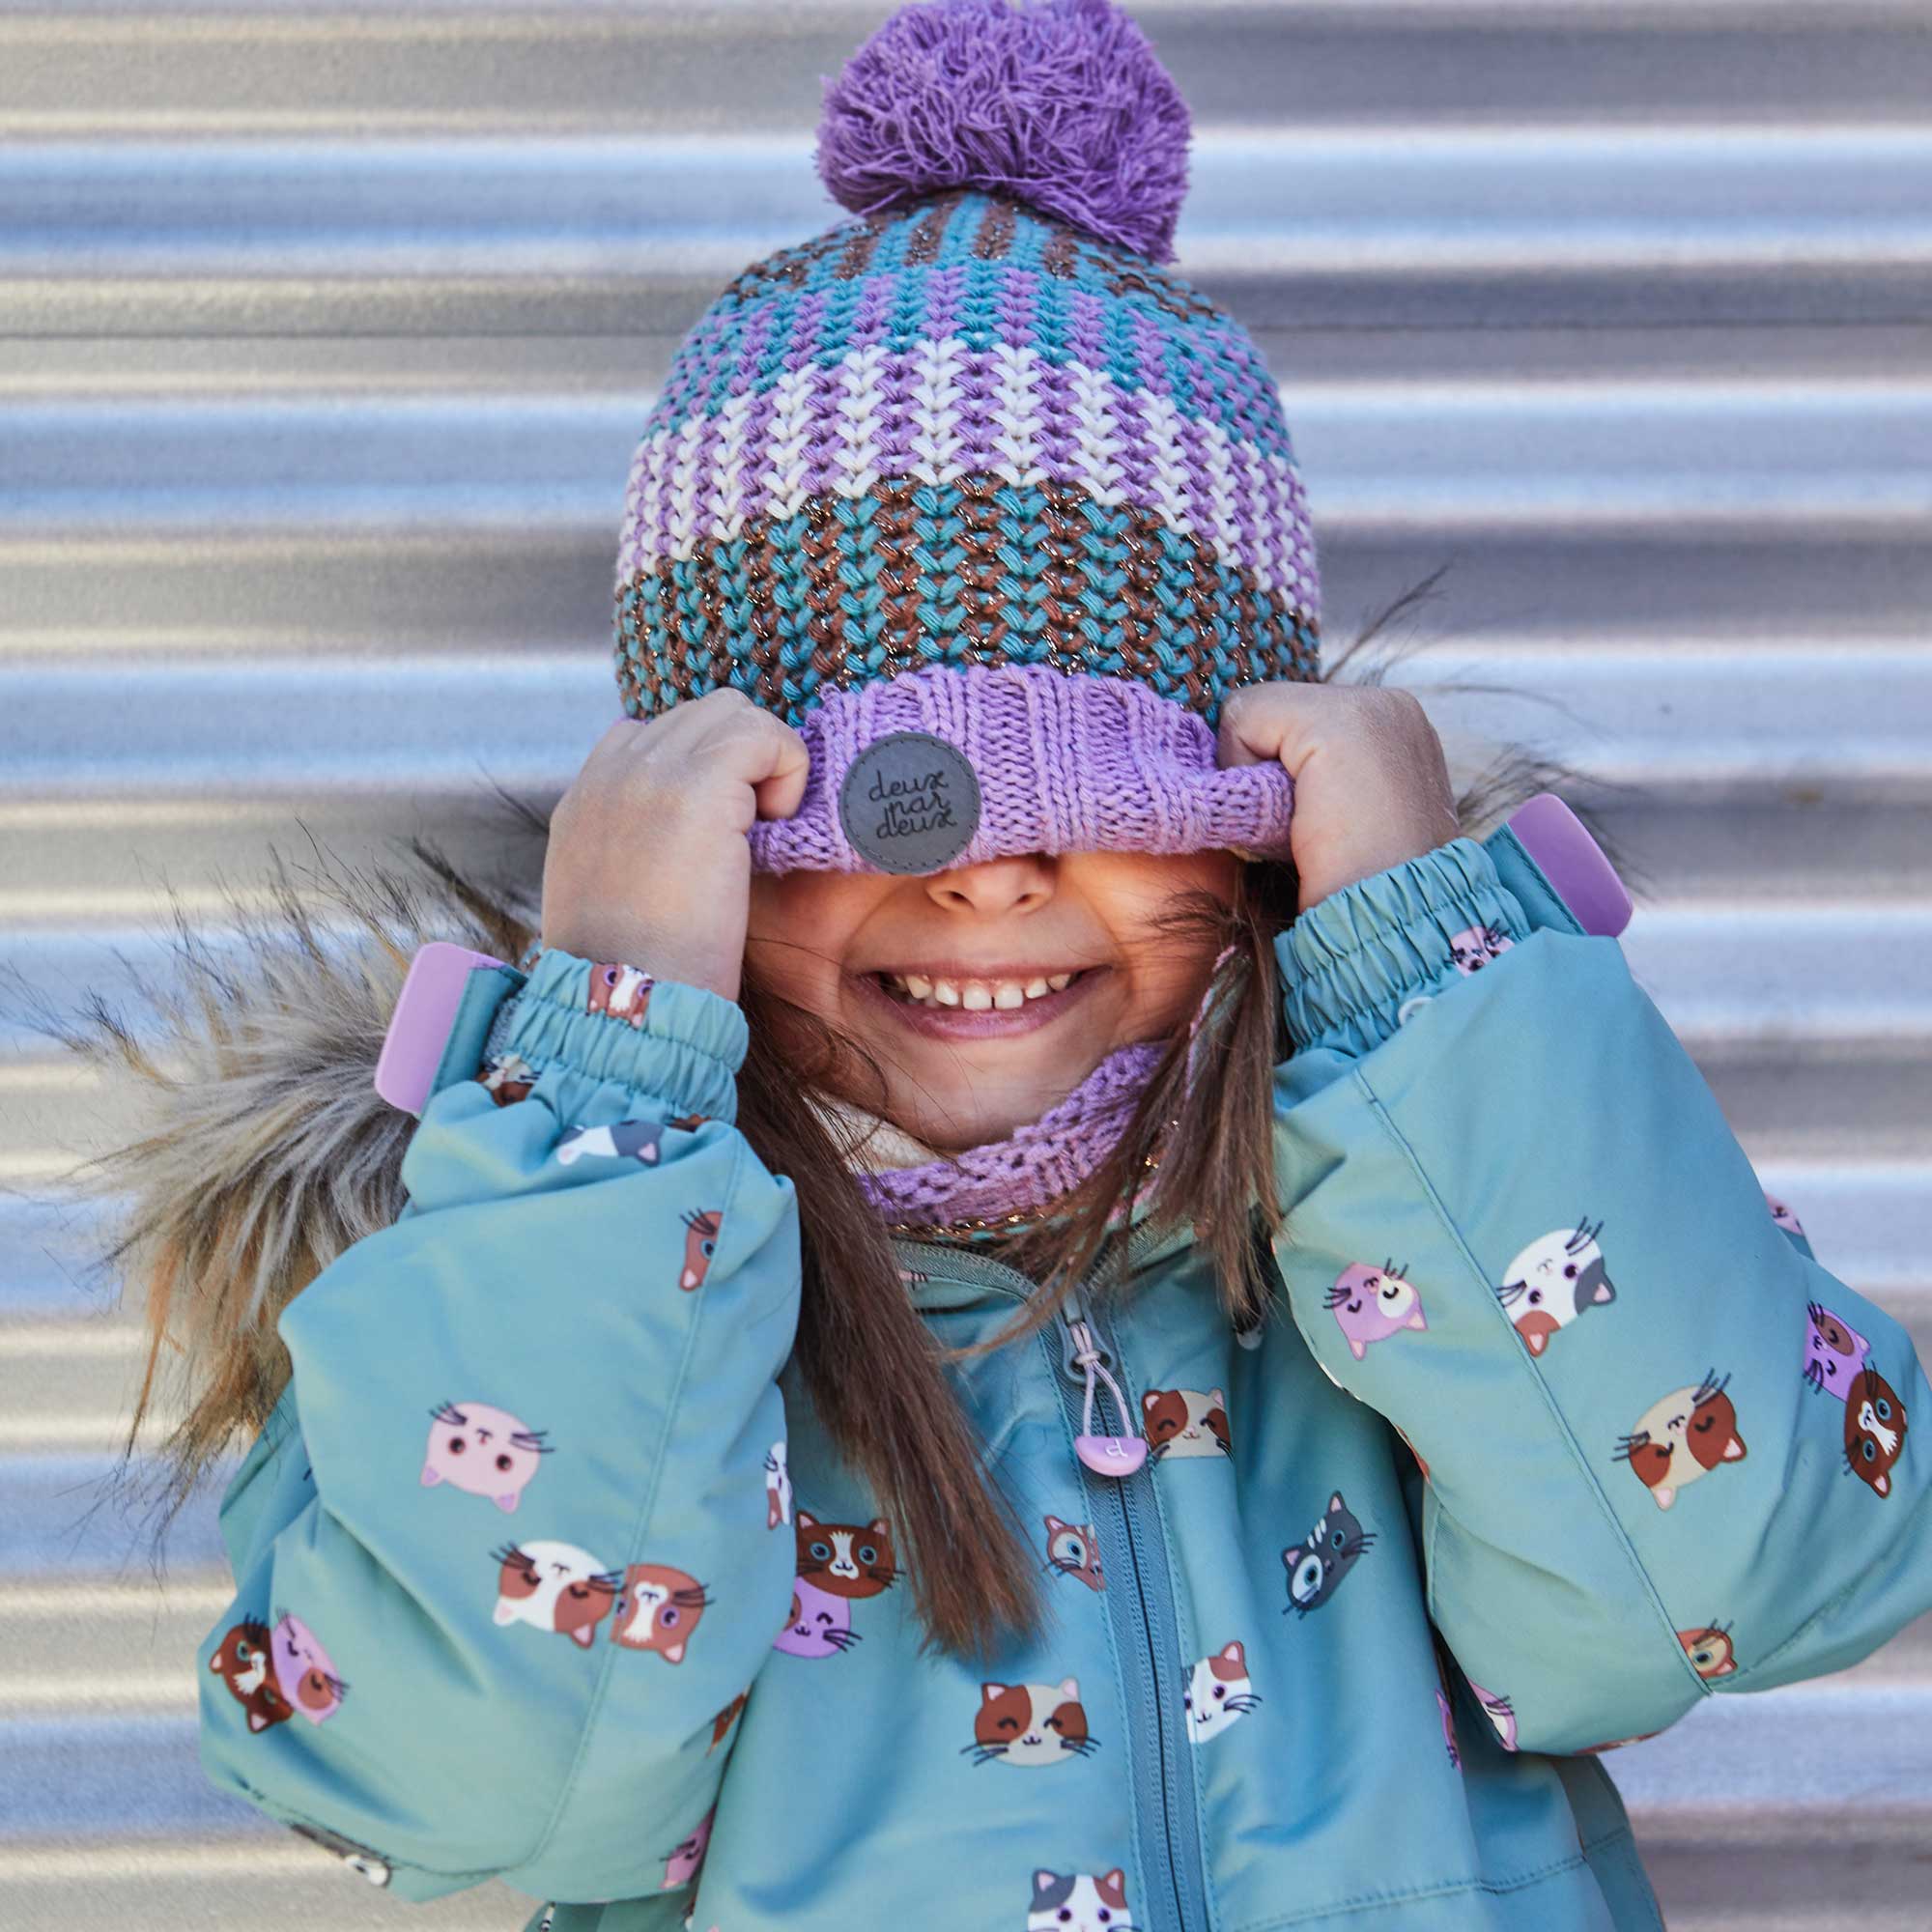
[3,3,1929,1927]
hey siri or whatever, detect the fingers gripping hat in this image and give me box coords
[613,0,1321,875]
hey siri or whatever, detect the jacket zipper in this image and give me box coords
[891,1225,1209,1932]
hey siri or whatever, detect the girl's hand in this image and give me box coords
[541,689,810,1003]
[1216,683,1462,914]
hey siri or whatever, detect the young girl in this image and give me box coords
[101,4,1930,1928]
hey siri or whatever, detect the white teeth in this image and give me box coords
[880,970,1083,1011]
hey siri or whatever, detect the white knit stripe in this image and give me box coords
[620,341,1312,608]
[712,385,754,544]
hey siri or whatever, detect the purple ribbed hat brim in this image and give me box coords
[745,663,1294,873]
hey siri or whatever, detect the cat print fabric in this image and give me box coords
[765,1442,792,1529]
[611,1564,710,1663]
[1804,1302,1873,1401]
[709,1690,748,1751]
[210,1621,292,1734]
[1326,1260,1428,1360]
[1496,1217,1615,1357]
[1468,1682,1518,1752]
[422,1399,552,1512]
[492,1541,620,1648]
[1435,1689,1461,1771]
[1184,1640,1261,1743]
[794,1513,898,1598]
[1281,1492,1375,1615]
[1042,1515,1105,1592]
[772,1577,859,1659]
[1027,1868,1131,1932]
[680,1209,724,1291]
[1845,1364,1910,1498]
[1765,1190,1806,1237]
[663,1806,713,1889]
[1678,1624,1737,1678]
[1448,923,1514,975]
[271,1611,347,1724]
[1614,1371,1747,1510]
[480,1050,536,1106]
[587,962,655,1027]
[1141,1386,1230,1460]
[966,1679,1098,1767]
[556,1117,667,1166]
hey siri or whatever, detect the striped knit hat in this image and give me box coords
[613,0,1321,876]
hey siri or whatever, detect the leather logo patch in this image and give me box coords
[838,731,981,873]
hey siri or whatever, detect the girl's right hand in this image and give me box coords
[540,689,810,1004]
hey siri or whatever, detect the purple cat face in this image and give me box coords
[1803,1301,1871,1403]
[1325,1261,1427,1361]
[772,1577,858,1659]
[422,1399,551,1512]
[271,1611,345,1725]
[662,1805,712,1889]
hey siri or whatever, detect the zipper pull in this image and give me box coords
[1063,1312,1147,1479]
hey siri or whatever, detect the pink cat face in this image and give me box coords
[421,1399,550,1512]
[1803,1301,1871,1403]
[1325,1261,1427,1360]
[1468,1681,1517,1752]
[662,1805,712,1889]
[611,1563,709,1664]
[271,1611,345,1725]
[1448,923,1514,975]
[772,1577,858,1659]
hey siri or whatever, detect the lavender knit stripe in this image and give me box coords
[745,662,1295,873]
[852,1039,1166,1225]
[613,341,1317,612]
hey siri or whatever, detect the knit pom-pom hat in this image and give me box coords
[613,0,1321,876]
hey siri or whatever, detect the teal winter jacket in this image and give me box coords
[198,831,1932,1932]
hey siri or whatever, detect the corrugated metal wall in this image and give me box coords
[3,4,1928,1926]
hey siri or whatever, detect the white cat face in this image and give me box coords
[1498,1218,1613,1356]
[1184,1640,1260,1744]
[764,1440,792,1528]
[1028,1868,1130,1931]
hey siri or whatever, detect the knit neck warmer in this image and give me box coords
[810,1040,1167,1237]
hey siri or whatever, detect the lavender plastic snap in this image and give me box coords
[1507,794,1634,939]
[374,941,509,1117]
[1075,1435,1149,1478]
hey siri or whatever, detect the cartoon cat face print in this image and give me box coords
[679,1208,723,1291]
[1280,1492,1376,1615]
[210,1621,292,1734]
[1448,923,1514,975]
[967,1679,1097,1768]
[662,1805,713,1889]
[1678,1624,1736,1678]
[1027,1868,1130,1932]
[1497,1217,1614,1356]
[1184,1640,1261,1744]
[765,1441,792,1529]
[1042,1514,1104,1592]
[1804,1302,1873,1402]
[480,1051,535,1106]
[611,1563,709,1663]
[794,1512,897,1598]
[270,1610,346,1724]
[555,1118,665,1166]
[1467,1682,1518,1752]
[1845,1365,1909,1498]
[422,1399,552,1511]
[587,962,654,1027]
[493,1541,620,1648]
[1614,1371,1747,1510]
[709,1690,748,1751]
[1435,1689,1461,1771]
[771,1577,859,1659]
[1764,1191,1805,1237]
[1141,1386,1230,1460]
[1326,1261,1427,1360]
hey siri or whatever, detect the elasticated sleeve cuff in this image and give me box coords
[1276,838,1532,1058]
[497,948,749,1124]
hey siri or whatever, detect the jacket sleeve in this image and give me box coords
[1268,835,1932,1755]
[196,947,800,1903]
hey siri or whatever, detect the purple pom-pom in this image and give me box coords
[815,0,1191,264]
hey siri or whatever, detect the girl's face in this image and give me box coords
[746,848,1241,1151]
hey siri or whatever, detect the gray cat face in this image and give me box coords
[1281,1492,1376,1616]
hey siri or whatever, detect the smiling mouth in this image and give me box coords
[872,968,1088,1011]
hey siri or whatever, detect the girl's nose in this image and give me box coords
[923,853,1056,916]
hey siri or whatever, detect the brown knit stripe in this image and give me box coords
[972,195,1018,262]
[836,217,887,283]
[1041,225,1081,280]
[618,473,1317,718]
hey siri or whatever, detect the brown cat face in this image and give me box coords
[794,1511,897,1599]
[1140,1387,1230,1459]
[1845,1366,1909,1497]
[209,1620,292,1734]
[1614,1372,1747,1510]
[610,1563,709,1663]
[1678,1625,1737,1678]
[969,1678,1094,1767]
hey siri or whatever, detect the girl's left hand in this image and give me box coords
[1216,682,1462,914]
